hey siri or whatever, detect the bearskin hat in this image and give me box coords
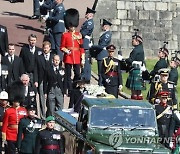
[64,8,79,29]
[8,81,25,105]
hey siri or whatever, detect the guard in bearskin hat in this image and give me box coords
[2,81,27,154]
[60,8,85,96]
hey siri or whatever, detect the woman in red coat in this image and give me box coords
[2,81,27,154]
[60,8,85,95]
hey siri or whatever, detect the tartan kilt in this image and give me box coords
[126,68,145,90]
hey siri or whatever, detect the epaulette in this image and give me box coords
[168,80,174,84]
[39,127,46,131]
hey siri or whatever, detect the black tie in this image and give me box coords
[10,56,13,64]
[55,68,58,74]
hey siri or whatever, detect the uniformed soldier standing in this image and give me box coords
[169,56,180,86]
[101,45,123,98]
[155,91,173,147]
[0,91,10,153]
[125,30,145,100]
[0,24,8,56]
[35,116,65,154]
[60,8,85,95]
[2,81,27,154]
[148,68,177,109]
[89,19,112,86]
[46,0,65,60]
[17,104,42,154]
[80,7,96,83]
[149,42,169,81]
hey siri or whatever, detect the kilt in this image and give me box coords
[126,68,145,90]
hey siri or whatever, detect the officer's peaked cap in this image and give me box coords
[106,44,116,52]
[46,116,55,122]
[86,7,96,14]
[26,104,36,111]
[64,8,79,29]
[158,91,169,98]
[8,81,25,104]
[158,68,169,75]
[0,91,8,100]
[102,19,112,26]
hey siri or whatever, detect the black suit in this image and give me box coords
[20,44,42,83]
[2,55,24,85]
[34,52,54,118]
[0,25,8,56]
[23,85,37,108]
[44,65,64,116]
[34,52,54,84]
[0,64,8,91]
[20,44,42,73]
[43,65,64,94]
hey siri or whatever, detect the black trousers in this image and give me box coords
[7,140,17,154]
[105,85,118,98]
[64,64,81,94]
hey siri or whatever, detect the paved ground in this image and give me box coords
[0,0,95,54]
[0,0,96,110]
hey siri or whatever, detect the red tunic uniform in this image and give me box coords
[2,107,27,141]
[60,31,84,64]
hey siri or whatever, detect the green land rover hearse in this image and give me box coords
[55,98,171,154]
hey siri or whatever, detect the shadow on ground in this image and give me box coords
[2,11,30,19]
[16,24,44,34]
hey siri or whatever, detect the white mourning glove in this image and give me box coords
[105,78,110,83]
[119,85,123,91]
[65,50,71,55]
[155,99,160,104]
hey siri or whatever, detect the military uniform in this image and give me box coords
[60,9,85,94]
[80,7,96,82]
[102,45,123,98]
[0,25,8,56]
[169,67,178,86]
[148,68,177,109]
[35,116,65,154]
[46,2,65,60]
[0,91,10,152]
[150,58,168,80]
[125,43,145,90]
[90,19,112,86]
[17,116,42,153]
[155,103,172,140]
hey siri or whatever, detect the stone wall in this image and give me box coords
[93,0,180,58]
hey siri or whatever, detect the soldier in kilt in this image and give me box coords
[125,30,145,100]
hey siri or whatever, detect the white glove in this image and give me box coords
[105,78,110,83]
[118,54,123,61]
[169,141,174,149]
[81,59,85,65]
[155,99,160,104]
[65,50,71,55]
[119,85,123,91]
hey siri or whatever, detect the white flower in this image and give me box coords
[85,85,107,97]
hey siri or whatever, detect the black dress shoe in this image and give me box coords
[29,15,39,19]
[10,0,16,3]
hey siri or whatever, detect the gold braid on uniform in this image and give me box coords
[150,82,162,103]
[103,58,115,74]
[155,82,162,96]
[72,32,82,45]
